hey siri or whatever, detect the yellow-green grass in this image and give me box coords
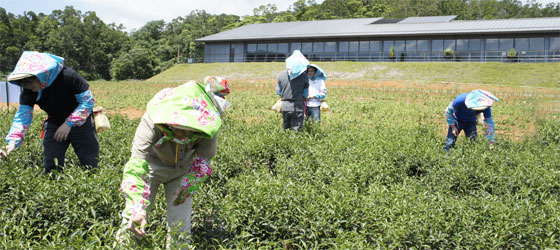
[148,62,560,88]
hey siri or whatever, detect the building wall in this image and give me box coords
[203,34,560,63]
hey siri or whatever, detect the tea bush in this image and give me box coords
[0,79,559,249]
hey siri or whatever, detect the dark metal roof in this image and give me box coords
[398,15,457,24]
[371,18,404,24]
[196,16,560,42]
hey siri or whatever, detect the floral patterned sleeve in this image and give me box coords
[175,156,213,203]
[484,117,495,144]
[65,90,94,127]
[6,105,34,149]
[445,102,456,126]
[120,157,152,220]
[175,135,217,203]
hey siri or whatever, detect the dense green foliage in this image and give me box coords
[0,6,129,80]
[110,47,159,80]
[1,70,559,248]
[1,0,559,80]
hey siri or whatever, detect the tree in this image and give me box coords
[273,11,298,22]
[253,4,279,22]
[110,47,157,80]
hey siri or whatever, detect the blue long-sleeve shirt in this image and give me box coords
[445,93,495,143]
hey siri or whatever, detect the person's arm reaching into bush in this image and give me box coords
[120,114,159,236]
[1,105,34,159]
[173,134,218,205]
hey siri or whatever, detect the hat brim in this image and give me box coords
[7,73,34,82]
[471,106,489,111]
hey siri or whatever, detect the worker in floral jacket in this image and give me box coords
[0,51,98,173]
[116,78,229,248]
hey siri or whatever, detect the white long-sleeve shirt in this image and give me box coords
[306,78,327,107]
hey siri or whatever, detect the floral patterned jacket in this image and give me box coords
[121,81,222,220]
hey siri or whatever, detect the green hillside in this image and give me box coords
[149,62,560,88]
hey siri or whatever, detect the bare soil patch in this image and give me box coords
[107,107,145,119]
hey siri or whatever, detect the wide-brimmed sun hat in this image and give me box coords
[465,89,498,110]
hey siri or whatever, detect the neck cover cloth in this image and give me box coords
[204,76,230,97]
[7,51,64,101]
[147,80,222,146]
[285,50,309,80]
[465,89,498,110]
[309,63,327,81]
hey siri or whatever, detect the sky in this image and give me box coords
[0,0,558,32]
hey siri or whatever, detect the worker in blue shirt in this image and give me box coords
[444,89,498,152]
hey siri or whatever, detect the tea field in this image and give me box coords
[1,62,559,249]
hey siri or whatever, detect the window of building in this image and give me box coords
[207,44,229,63]
[456,39,468,51]
[257,43,267,52]
[245,44,257,62]
[339,41,349,52]
[499,38,514,51]
[322,42,336,61]
[247,44,257,53]
[406,40,416,51]
[515,38,529,51]
[278,43,288,52]
[550,37,560,51]
[255,43,267,61]
[324,42,336,52]
[291,42,301,52]
[417,40,428,51]
[302,42,312,53]
[359,41,369,52]
[432,40,443,51]
[349,41,359,52]
[383,40,394,52]
[468,39,481,51]
[370,41,382,51]
[268,43,277,53]
[348,41,359,60]
[313,42,325,52]
[444,40,455,50]
[485,39,499,51]
[529,37,545,50]
[231,43,244,62]
[395,40,405,51]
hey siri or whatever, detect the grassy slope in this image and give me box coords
[149,62,560,88]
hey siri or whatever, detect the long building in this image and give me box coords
[196,16,560,63]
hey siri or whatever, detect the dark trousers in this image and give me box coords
[43,115,99,173]
[306,106,321,123]
[444,120,477,152]
[282,111,304,131]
